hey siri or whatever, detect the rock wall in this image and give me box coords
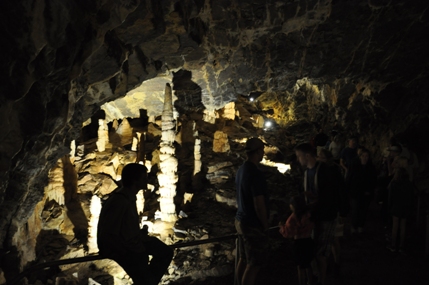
[1,0,429,277]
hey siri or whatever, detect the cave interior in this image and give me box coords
[1,0,429,284]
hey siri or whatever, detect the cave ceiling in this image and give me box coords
[1,0,429,249]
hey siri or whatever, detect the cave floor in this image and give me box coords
[179,202,429,285]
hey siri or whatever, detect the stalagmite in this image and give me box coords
[194,138,202,176]
[112,119,119,131]
[88,195,101,254]
[96,119,109,152]
[157,83,178,223]
[136,190,145,215]
[116,118,133,146]
[193,121,201,176]
[131,136,138,151]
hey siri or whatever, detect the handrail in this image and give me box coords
[8,226,280,285]
[6,233,237,285]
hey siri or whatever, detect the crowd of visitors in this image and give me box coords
[95,129,421,285]
[235,130,422,285]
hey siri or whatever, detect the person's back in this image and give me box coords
[235,161,269,228]
[97,190,144,257]
[347,159,377,199]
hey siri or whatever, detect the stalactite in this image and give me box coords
[157,83,178,223]
[45,160,65,206]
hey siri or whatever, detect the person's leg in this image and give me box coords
[236,258,246,285]
[399,218,407,249]
[113,253,149,285]
[331,237,340,264]
[242,264,261,285]
[144,237,174,285]
[391,216,399,249]
[314,220,335,285]
[297,266,304,285]
[316,256,328,284]
[237,222,269,285]
[235,222,247,285]
[306,267,314,285]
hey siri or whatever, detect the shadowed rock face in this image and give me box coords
[0,0,428,259]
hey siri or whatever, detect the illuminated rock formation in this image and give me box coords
[158,83,178,223]
[222,102,236,120]
[194,138,202,176]
[88,195,101,254]
[213,131,230,153]
[96,119,109,152]
[116,118,133,146]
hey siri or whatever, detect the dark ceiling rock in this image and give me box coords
[1,0,429,262]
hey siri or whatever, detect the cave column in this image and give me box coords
[157,83,178,223]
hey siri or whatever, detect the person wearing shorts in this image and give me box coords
[235,138,270,285]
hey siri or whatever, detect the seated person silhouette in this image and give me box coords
[97,163,173,285]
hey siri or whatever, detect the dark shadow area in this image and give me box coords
[81,109,106,142]
[26,229,67,284]
[172,69,204,113]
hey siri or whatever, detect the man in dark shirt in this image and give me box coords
[296,143,339,285]
[97,163,173,285]
[235,138,270,285]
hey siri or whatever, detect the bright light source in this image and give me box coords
[249,97,254,102]
[265,121,272,128]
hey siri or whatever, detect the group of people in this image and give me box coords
[235,135,419,285]
[94,133,417,285]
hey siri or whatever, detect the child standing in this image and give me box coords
[280,195,315,285]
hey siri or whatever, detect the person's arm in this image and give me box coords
[279,214,297,238]
[340,158,347,172]
[254,195,269,231]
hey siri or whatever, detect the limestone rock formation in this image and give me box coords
[213,131,230,153]
[158,83,178,223]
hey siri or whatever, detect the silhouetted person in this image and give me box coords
[97,163,173,285]
[295,143,340,285]
[346,149,377,233]
[235,138,270,285]
[387,167,415,253]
